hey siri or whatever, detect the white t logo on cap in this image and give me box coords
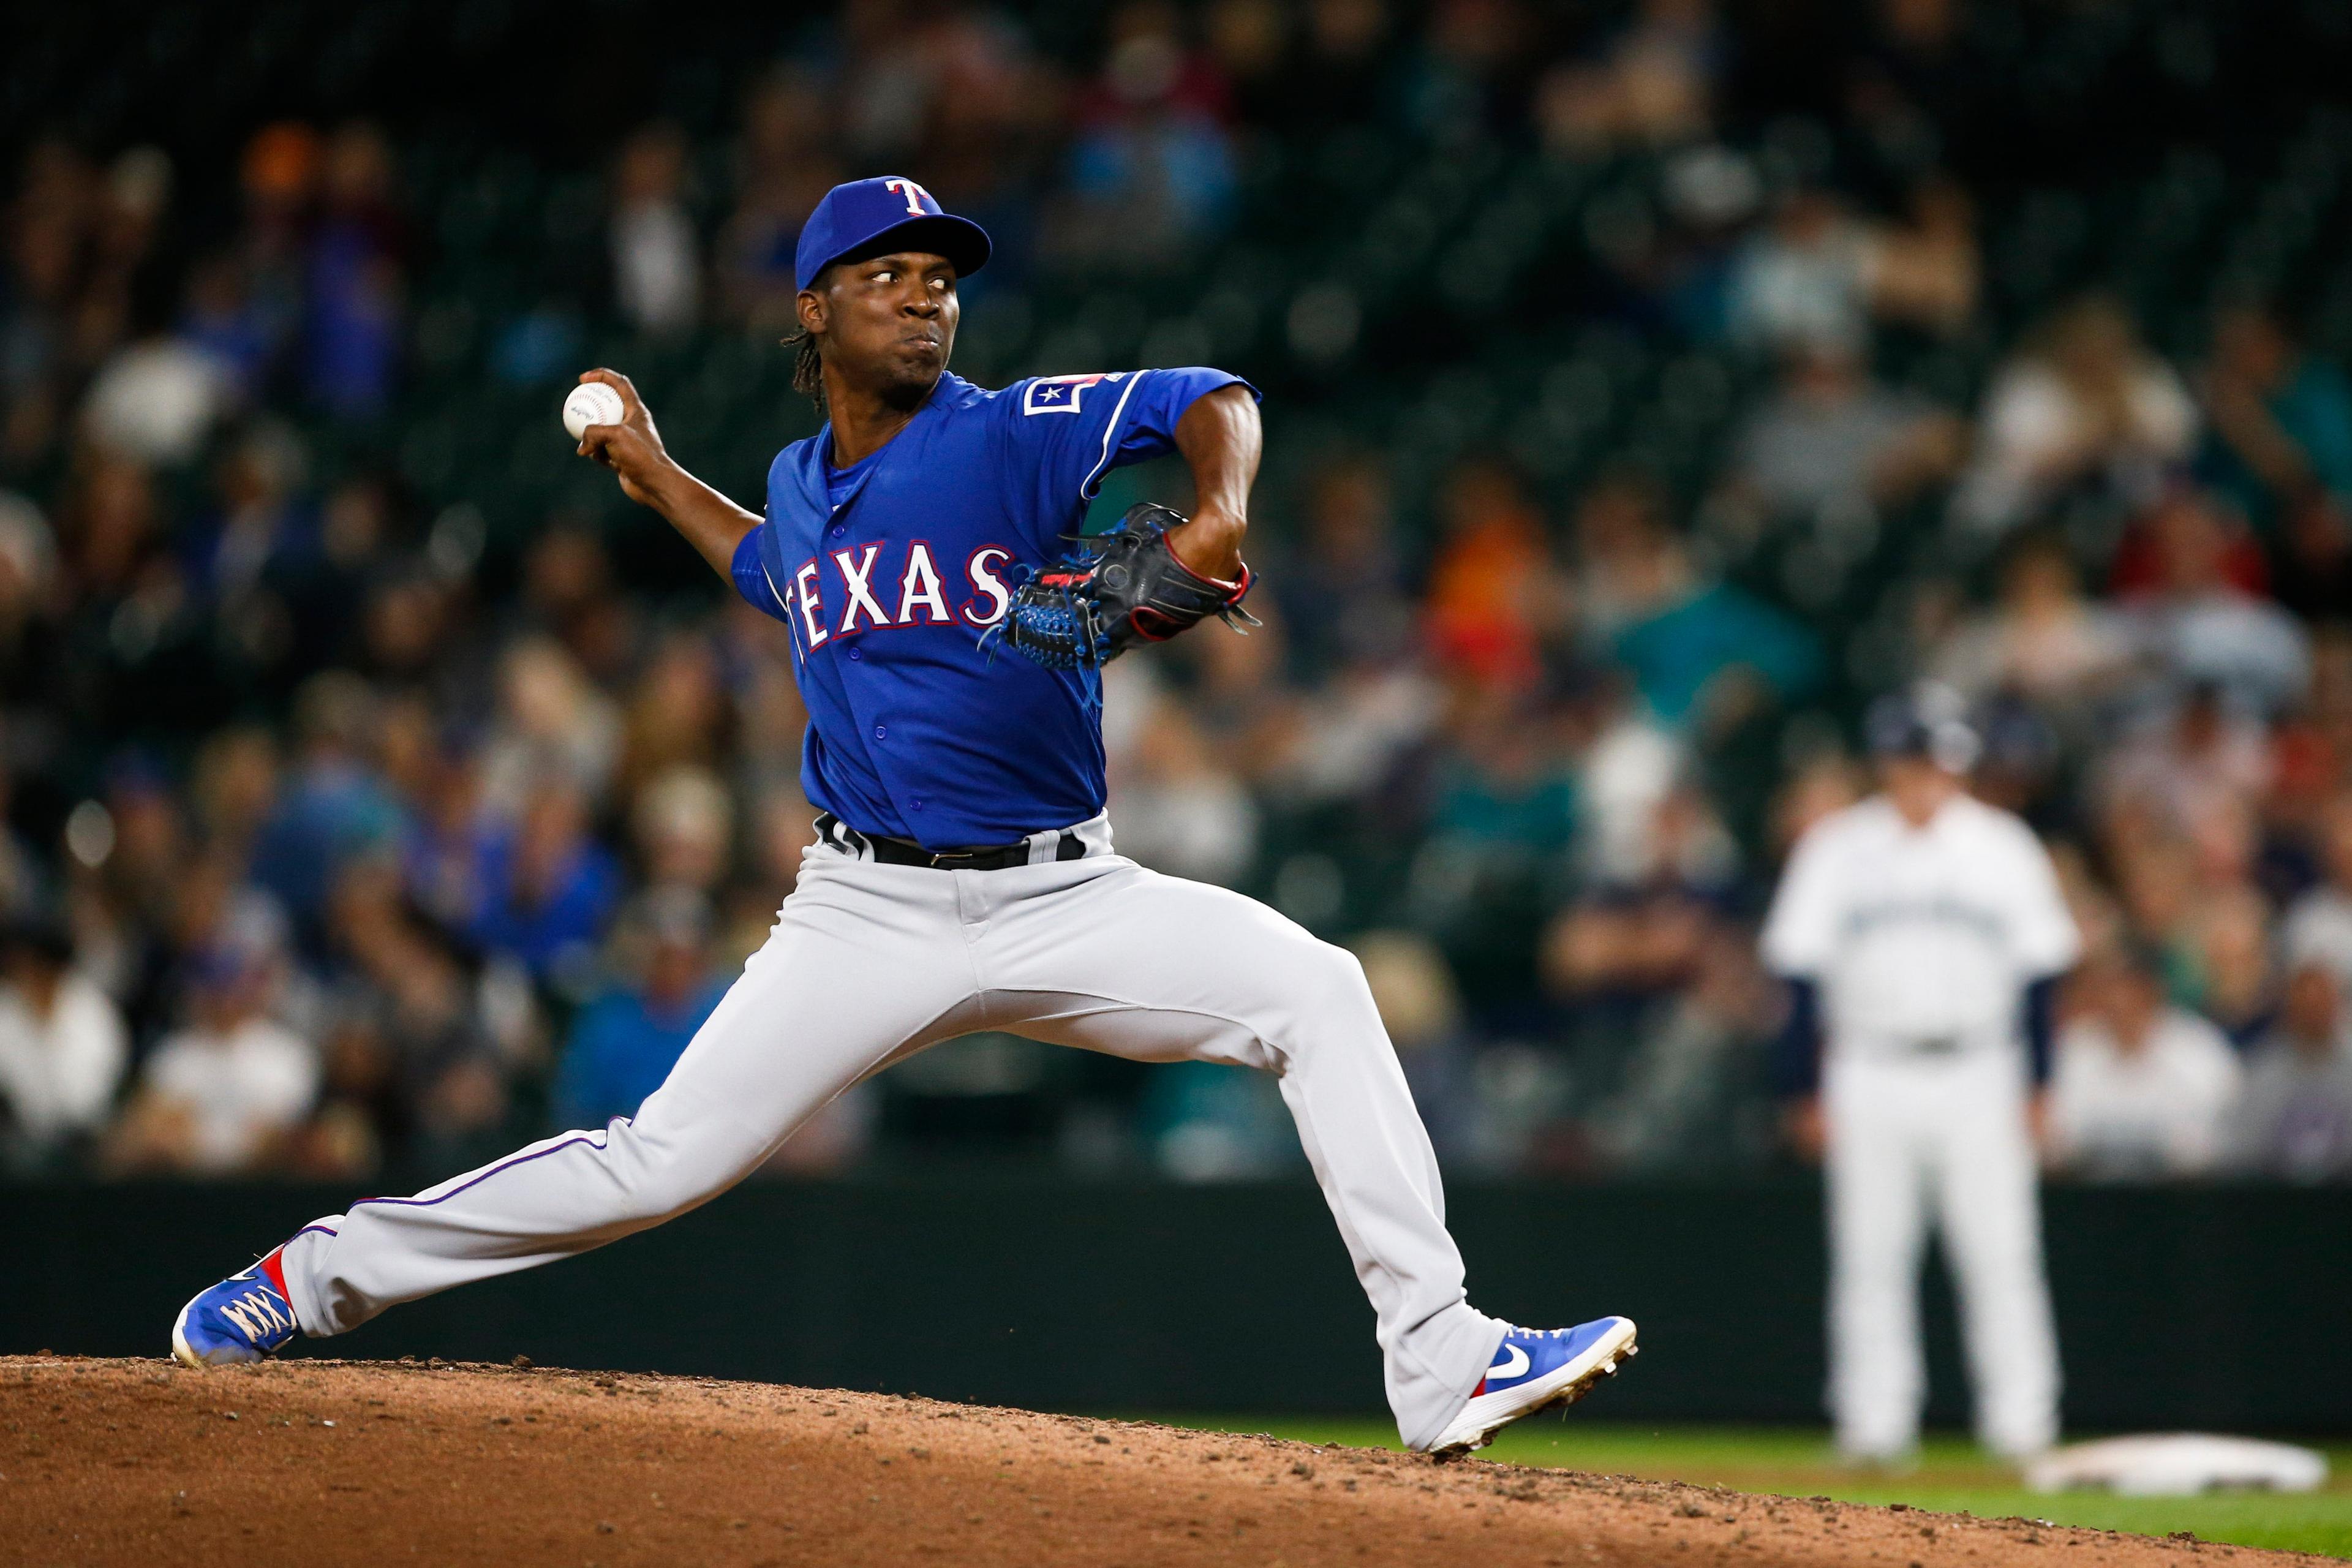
[885,178,932,216]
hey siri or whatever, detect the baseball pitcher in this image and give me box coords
[1761,687,2079,1463]
[167,177,1635,1455]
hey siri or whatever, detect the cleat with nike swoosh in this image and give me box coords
[1425,1317,1638,1454]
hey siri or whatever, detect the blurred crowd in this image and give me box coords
[1,0,2349,1185]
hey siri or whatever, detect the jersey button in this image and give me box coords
[830,525,845,538]
[847,647,862,661]
[873,724,888,739]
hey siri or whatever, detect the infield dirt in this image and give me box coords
[0,1355,2323,1566]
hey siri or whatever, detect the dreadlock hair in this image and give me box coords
[782,321,826,413]
[782,260,835,412]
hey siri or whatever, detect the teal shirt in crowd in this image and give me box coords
[1612,581,1822,730]
[2201,357,2352,530]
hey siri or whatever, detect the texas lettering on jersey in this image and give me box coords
[782,542,1014,648]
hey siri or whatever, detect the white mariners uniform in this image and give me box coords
[1760,792,2079,1459]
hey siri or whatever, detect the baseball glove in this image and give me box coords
[983,502,1259,671]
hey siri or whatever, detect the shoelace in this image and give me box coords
[216,1284,295,1344]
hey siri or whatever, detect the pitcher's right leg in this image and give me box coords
[173,850,977,1361]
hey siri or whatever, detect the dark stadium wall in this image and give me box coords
[10,1179,2350,1433]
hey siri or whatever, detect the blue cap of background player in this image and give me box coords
[794,176,992,292]
[1864,682,1980,773]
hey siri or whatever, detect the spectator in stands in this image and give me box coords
[1544,780,1738,1005]
[2199,304,2352,537]
[609,124,700,337]
[718,66,842,334]
[1931,532,2133,722]
[193,421,308,616]
[2121,489,2309,717]
[1106,690,1259,886]
[249,671,405,951]
[1861,174,1980,338]
[1952,296,2197,539]
[2192,880,2276,1046]
[553,888,725,1130]
[632,764,735,894]
[1396,0,1537,145]
[1275,453,1417,680]
[1591,924,1776,1172]
[2098,680,2271,857]
[105,933,317,1175]
[1533,0,1719,155]
[1429,684,1579,858]
[2046,943,2242,1180]
[304,123,405,418]
[478,636,620,820]
[178,251,273,402]
[465,776,620,991]
[1060,1,1240,263]
[1725,187,1874,358]
[0,914,127,1170]
[0,492,58,701]
[616,630,731,809]
[324,858,507,1156]
[2282,790,2352,992]
[2228,959,2352,1181]
[1573,472,1819,736]
[1716,338,1964,527]
[1577,669,1687,888]
[0,141,88,469]
[2201,304,2352,624]
[69,147,176,420]
[236,123,321,371]
[1425,454,1563,692]
[80,323,232,469]
[516,520,633,684]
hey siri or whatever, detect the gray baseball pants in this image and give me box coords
[277,823,1506,1449]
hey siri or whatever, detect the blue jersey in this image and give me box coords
[731,366,1253,851]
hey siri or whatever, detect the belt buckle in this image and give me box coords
[929,848,978,869]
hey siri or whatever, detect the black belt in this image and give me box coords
[816,812,1088,870]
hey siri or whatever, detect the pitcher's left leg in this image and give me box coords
[973,858,1567,1450]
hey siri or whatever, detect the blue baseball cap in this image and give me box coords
[794,176,992,292]
[1864,683,1980,772]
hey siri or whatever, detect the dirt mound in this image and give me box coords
[0,1355,2314,1566]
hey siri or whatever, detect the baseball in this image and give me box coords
[562,380,627,442]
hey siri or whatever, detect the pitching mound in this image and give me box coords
[1,1356,2318,1566]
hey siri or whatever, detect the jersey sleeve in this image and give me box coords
[730,526,793,624]
[1758,823,1843,978]
[2002,823,2082,978]
[1001,368,1258,537]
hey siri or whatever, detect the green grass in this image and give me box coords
[1150,1418,2352,1558]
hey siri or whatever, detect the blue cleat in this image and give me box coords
[1426,1316,1638,1454]
[170,1248,301,1368]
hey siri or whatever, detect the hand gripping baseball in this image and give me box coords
[983,502,1261,671]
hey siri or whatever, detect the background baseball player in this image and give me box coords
[164,176,1636,1455]
[1761,686,2080,1464]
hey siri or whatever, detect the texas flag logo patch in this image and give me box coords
[1023,371,1128,415]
